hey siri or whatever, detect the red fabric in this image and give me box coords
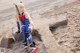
[19,15,26,20]
[31,48,38,53]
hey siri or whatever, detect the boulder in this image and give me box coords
[12,32,23,41]
[0,37,14,48]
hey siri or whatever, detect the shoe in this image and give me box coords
[31,47,36,50]
[30,47,38,53]
[24,46,28,49]
[30,42,36,47]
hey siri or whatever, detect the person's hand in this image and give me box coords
[16,30,20,34]
[29,24,34,30]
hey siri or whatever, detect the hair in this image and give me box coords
[16,3,25,9]
[16,3,27,14]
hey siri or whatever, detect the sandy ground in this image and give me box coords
[0,0,80,53]
[0,0,66,53]
[46,1,80,53]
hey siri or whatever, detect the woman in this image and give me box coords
[15,3,35,49]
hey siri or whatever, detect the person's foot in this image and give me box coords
[30,47,38,53]
[24,46,28,49]
[30,42,36,47]
[31,47,36,50]
[33,41,36,46]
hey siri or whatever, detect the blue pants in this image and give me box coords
[17,19,34,46]
[21,25,34,46]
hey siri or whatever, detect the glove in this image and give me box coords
[16,22,20,33]
[16,30,20,34]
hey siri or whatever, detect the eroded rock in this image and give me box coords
[0,37,14,48]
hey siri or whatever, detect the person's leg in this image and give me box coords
[25,19,35,47]
[25,26,35,47]
[29,33,35,47]
[21,26,27,46]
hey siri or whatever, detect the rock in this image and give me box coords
[0,37,14,48]
[49,14,68,28]
[12,29,42,41]
[12,32,23,41]
[32,29,42,41]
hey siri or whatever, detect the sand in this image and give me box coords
[0,0,80,53]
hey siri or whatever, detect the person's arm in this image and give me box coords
[25,12,33,25]
[16,13,21,33]
[24,12,34,29]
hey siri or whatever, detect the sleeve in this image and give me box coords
[16,14,20,31]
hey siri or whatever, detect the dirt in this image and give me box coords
[31,1,80,53]
[0,0,80,53]
[48,1,80,53]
